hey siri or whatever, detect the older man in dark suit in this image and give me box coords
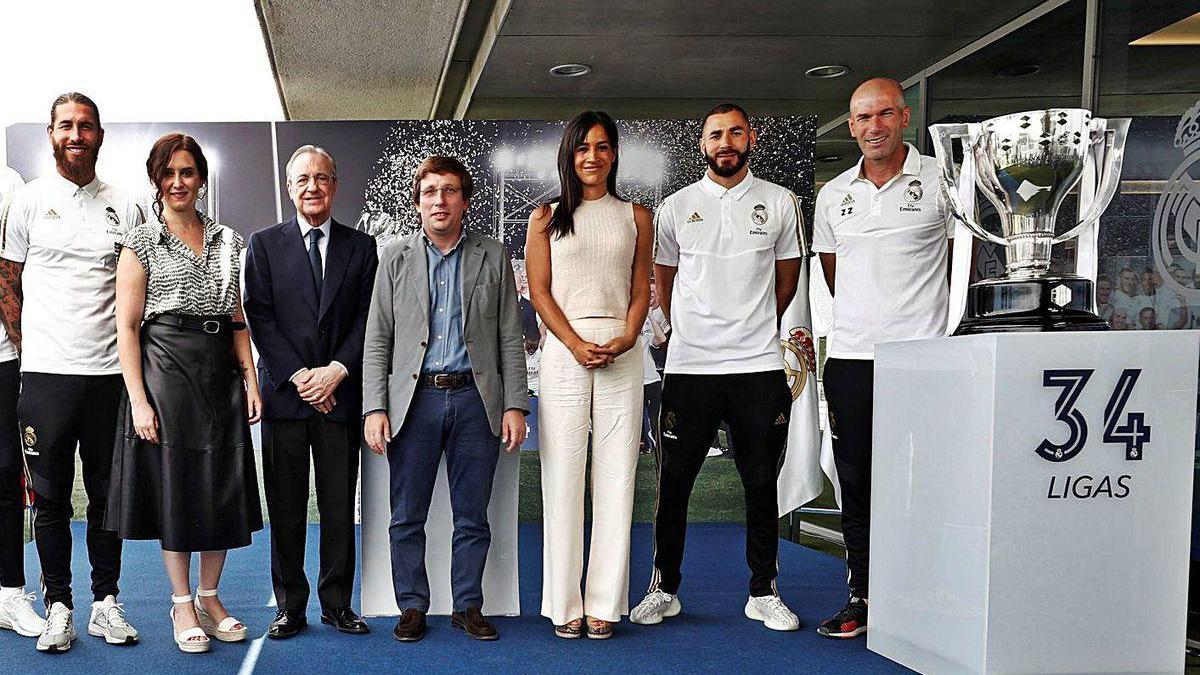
[363,155,527,643]
[244,145,378,639]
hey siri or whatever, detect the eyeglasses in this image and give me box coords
[292,173,335,188]
[420,186,460,199]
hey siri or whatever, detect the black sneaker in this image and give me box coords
[816,596,867,639]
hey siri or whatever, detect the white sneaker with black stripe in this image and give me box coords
[744,594,801,631]
[36,602,76,653]
[629,590,681,625]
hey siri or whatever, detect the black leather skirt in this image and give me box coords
[104,314,263,552]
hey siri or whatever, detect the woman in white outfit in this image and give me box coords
[526,110,653,639]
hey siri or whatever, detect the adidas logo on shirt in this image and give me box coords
[686,212,703,224]
[45,208,60,220]
[839,194,854,207]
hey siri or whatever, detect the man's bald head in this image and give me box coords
[847,77,910,164]
[850,78,906,112]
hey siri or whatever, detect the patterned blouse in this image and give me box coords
[118,214,244,319]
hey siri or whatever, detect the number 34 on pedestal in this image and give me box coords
[1037,369,1150,463]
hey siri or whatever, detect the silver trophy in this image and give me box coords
[929,109,1130,334]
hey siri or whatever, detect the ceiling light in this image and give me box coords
[1131,12,1200,46]
[549,63,592,78]
[816,155,843,163]
[805,65,850,79]
[995,63,1041,78]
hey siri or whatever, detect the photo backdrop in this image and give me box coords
[6,114,817,616]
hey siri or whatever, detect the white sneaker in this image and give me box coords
[629,590,681,625]
[744,595,801,631]
[0,589,47,637]
[88,595,139,645]
[36,602,76,653]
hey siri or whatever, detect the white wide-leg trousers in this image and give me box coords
[538,317,643,624]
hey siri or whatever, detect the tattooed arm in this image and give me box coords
[0,259,23,352]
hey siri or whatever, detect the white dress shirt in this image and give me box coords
[290,215,346,382]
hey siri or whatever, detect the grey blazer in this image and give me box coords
[362,229,529,438]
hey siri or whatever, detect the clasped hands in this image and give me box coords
[292,364,346,414]
[568,333,637,369]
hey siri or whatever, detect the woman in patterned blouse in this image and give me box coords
[104,133,262,654]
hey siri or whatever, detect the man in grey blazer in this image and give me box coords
[362,156,528,643]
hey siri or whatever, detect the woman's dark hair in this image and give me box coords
[545,110,624,239]
[146,133,208,221]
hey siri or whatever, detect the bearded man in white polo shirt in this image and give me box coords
[812,78,953,640]
[0,93,144,653]
[630,103,804,632]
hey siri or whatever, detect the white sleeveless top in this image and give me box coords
[548,193,636,320]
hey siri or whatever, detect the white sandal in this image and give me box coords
[195,588,248,642]
[171,594,210,653]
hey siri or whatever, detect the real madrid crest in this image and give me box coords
[780,326,816,401]
[751,203,769,226]
[904,179,923,203]
[23,426,36,448]
[1153,99,1200,302]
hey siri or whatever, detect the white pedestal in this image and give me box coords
[869,332,1198,674]
[359,449,521,617]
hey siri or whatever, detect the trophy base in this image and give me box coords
[953,275,1110,336]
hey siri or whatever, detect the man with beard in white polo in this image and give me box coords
[0,93,144,653]
[630,103,804,632]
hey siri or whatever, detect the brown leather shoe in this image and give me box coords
[392,608,426,642]
[450,606,498,641]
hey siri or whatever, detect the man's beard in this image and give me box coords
[52,139,100,183]
[705,146,750,177]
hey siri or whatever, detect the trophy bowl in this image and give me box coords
[930,109,1130,334]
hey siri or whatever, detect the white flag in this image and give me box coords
[777,252,829,515]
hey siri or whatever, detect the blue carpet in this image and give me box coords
[4,522,910,673]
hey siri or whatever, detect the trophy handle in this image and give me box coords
[1052,117,1130,244]
[929,123,1009,246]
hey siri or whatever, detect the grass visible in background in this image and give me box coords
[56,450,843,543]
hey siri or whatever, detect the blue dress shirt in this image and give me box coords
[421,234,473,374]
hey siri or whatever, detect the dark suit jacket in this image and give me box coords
[244,217,379,423]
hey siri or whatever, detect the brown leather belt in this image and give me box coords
[420,372,473,389]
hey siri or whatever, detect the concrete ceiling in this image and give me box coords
[255,0,469,119]
[258,0,1053,122]
[463,0,1052,122]
[257,0,1199,182]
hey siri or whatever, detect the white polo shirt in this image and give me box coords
[655,170,803,374]
[812,143,952,360]
[0,167,25,363]
[1,173,145,374]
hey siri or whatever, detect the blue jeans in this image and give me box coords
[387,382,499,612]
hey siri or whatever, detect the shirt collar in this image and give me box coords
[51,172,102,198]
[298,216,331,241]
[157,211,223,244]
[699,169,755,201]
[422,230,467,257]
[852,142,921,186]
